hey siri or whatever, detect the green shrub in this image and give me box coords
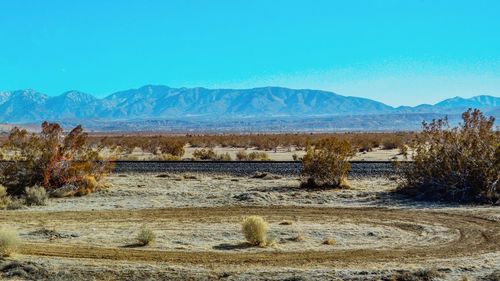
[301,138,354,189]
[398,109,499,204]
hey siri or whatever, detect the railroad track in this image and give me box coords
[111,160,408,177]
[0,160,408,177]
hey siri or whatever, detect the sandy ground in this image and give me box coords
[1,173,499,280]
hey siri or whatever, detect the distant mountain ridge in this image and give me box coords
[0,86,498,130]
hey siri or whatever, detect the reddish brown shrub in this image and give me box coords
[0,122,113,196]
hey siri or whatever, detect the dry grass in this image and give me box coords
[323,237,336,245]
[193,148,232,160]
[136,226,155,246]
[236,151,270,161]
[388,267,445,281]
[24,186,47,206]
[6,199,25,210]
[0,185,12,209]
[0,226,21,257]
[241,216,269,247]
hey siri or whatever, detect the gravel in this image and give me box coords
[111,161,403,178]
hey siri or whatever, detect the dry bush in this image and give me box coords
[236,151,269,161]
[121,155,140,161]
[24,186,47,206]
[155,138,185,157]
[73,175,100,196]
[215,152,232,161]
[6,199,25,210]
[398,109,499,204]
[0,122,113,197]
[301,138,354,189]
[0,185,12,209]
[241,216,269,247]
[381,135,405,150]
[356,140,373,152]
[192,148,217,160]
[90,135,186,158]
[192,148,232,161]
[248,152,270,161]
[88,132,414,158]
[160,153,181,161]
[388,267,444,281]
[136,226,155,246]
[0,226,21,257]
[0,261,50,280]
[323,237,336,245]
[236,150,248,160]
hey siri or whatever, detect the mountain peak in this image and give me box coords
[59,90,97,101]
[0,86,497,125]
[435,95,499,108]
[11,89,46,97]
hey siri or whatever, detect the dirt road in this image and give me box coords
[4,206,498,267]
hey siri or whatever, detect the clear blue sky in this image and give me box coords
[0,0,499,106]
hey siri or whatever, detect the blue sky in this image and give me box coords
[0,0,499,106]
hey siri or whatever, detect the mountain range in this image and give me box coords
[0,85,498,131]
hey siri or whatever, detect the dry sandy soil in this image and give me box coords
[1,173,499,280]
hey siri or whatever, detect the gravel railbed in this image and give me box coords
[111,161,403,177]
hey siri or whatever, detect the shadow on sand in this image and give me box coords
[120,243,146,248]
[212,242,252,250]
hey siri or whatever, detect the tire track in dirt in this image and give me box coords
[3,206,499,266]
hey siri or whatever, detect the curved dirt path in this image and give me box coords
[3,206,499,266]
